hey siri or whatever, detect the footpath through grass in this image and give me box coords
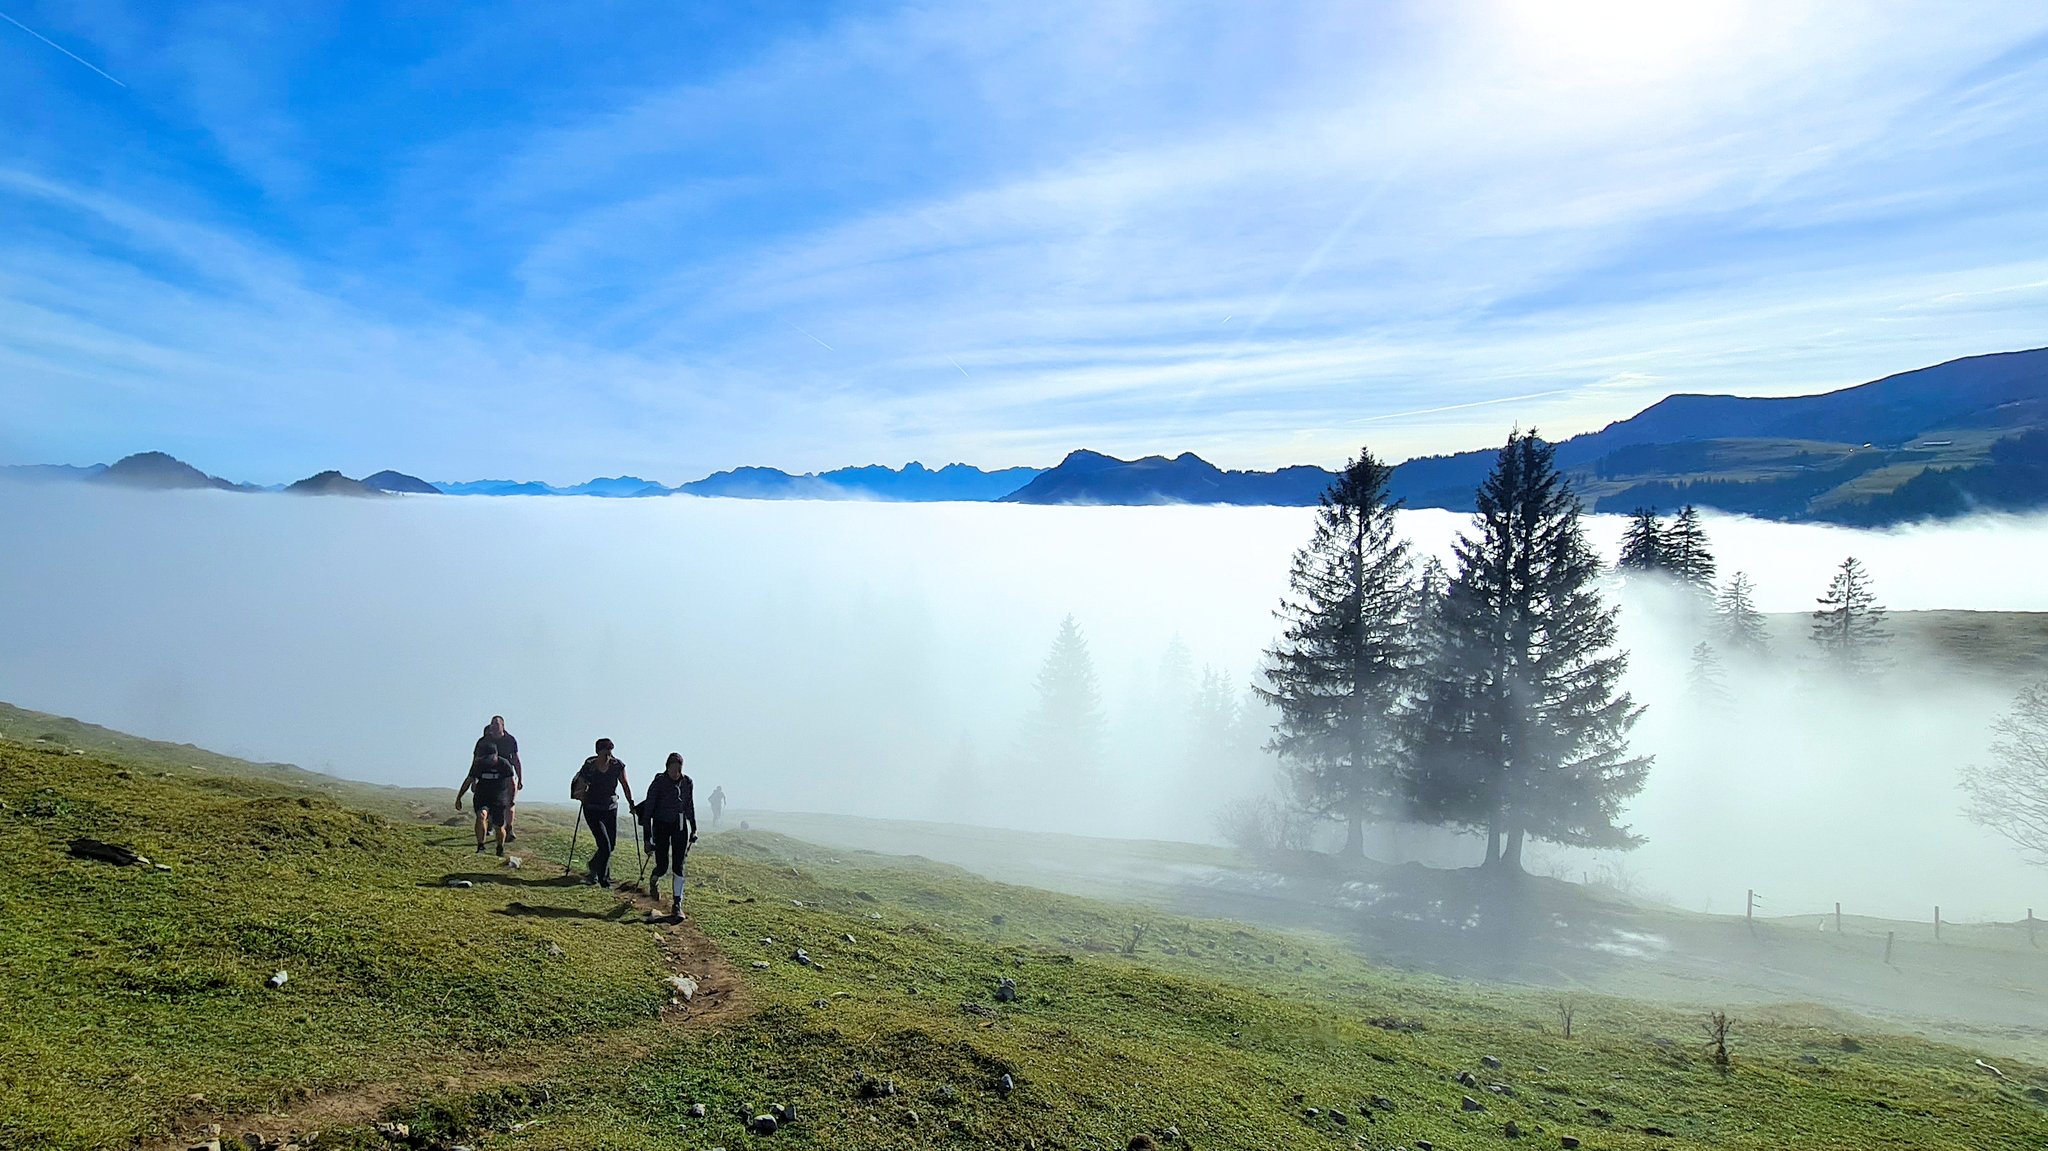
[4,707,2048,1150]
[0,735,671,1151]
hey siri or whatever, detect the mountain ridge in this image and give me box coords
[11,346,2048,523]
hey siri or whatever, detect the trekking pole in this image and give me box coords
[564,808,583,875]
[634,813,649,885]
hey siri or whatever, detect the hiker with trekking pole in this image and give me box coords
[456,745,514,857]
[570,738,632,888]
[637,752,698,922]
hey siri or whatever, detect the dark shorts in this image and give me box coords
[473,783,509,822]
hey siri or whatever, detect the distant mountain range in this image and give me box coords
[7,347,2047,525]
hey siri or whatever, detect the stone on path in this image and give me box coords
[668,974,698,1001]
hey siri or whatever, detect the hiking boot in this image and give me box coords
[505,833,518,842]
[671,896,683,920]
[475,843,486,853]
[495,842,505,858]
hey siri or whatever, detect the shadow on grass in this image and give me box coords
[428,871,588,889]
[496,900,636,922]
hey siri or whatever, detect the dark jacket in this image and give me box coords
[642,773,696,833]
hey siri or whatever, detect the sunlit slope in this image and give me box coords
[0,732,673,1151]
[3,705,2046,1150]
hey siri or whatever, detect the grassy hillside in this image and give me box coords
[4,709,2048,1150]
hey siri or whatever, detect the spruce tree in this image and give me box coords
[1715,572,1768,656]
[1809,556,1890,677]
[1617,507,1666,572]
[1663,505,1717,592]
[1408,430,1650,872]
[1687,641,1731,711]
[1020,615,1106,778]
[1258,446,1416,858]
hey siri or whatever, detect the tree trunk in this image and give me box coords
[1342,815,1364,859]
[1483,820,1502,867]
[1503,825,1526,873]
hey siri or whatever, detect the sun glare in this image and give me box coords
[1490,0,1749,85]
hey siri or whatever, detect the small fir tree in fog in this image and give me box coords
[1617,507,1667,572]
[1258,446,1416,858]
[1686,641,1731,711]
[1663,505,1717,592]
[1407,430,1650,873]
[1958,680,2048,867]
[1715,572,1768,656]
[1020,615,1106,778]
[1809,556,1890,677]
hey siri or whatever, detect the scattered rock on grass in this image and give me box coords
[265,970,289,990]
[995,977,1018,1002]
[751,961,770,970]
[1371,1095,1395,1111]
[750,1114,777,1135]
[1127,1137,1157,1150]
[1456,1070,1478,1088]
[1482,1055,1504,1070]
[793,948,812,966]
[1461,1094,1486,1112]
[1329,1108,1348,1126]
[997,1072,1015,1095]
[1503,1118,1523,1138]
[1561,1136,1582,1149]
[668,975,698,1002]
[689,1103,707,1118]
[446,878,473,888]
[1839,1037,1863,1053]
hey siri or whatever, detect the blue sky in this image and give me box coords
[4,0,2047,485]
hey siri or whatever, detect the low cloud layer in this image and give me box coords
[1,489,2043,921]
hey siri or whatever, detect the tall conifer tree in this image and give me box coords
[1663,505,1717,592]
[1020,615,1106,779]
[1408,431,1650,872]
[1258,446,1416,858]
[1715,572,1768,656]
[1617,508,1667,572]
[1810,556,1890,677]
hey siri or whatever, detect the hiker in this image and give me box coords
[474,715,524,841]
[456,745,515,856]
[640,752,698,921]
[709,784,726,827]
[571,738,632,888]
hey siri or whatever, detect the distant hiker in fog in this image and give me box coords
[571,738,632,888]
[640,752,697,921]
[709,785,726,827]
[456,745,515,856]
[474,715,524,841]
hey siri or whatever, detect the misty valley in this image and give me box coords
[5,472,2048,1147]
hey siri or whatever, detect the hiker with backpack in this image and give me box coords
[709,784,726,827]
[456,745,516,856]
[474,715,524,841]
[571,738,633,888]
[639,752,698,921]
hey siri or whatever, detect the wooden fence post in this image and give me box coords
[1884,930,1895,965]
[1935,905,1942,941]
[2029,908,2037,948]
[1835,902,1842,934]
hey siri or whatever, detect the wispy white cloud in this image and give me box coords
[3,0,2046,477]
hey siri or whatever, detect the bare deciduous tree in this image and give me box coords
[1960,681,2048,866]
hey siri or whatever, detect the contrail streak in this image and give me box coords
[0,10,126,88]
[783,319,834,353]
[1355,388,1575,424]
[948,357,969,378]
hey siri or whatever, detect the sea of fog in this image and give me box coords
[2,486,2045,922]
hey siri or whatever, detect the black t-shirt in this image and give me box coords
[578,755,626,806]
[472,755,515,787]
[474,730,520,766]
